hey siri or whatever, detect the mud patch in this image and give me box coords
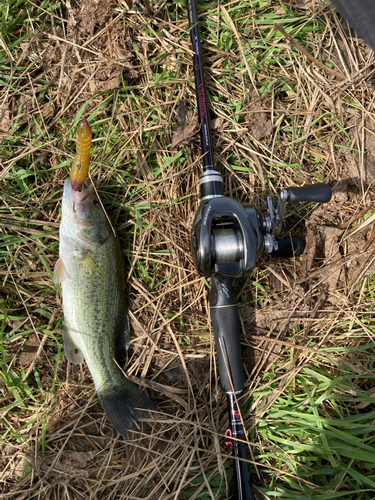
[335,116,375,187]
[29,451,95,486]
[244,89,273,141]
[239,283,314,371]
[19,333,39,367]
[171,101,200,148]
[301,183,375,301]
[0,103,11,136]
[16,0,140,118]
[1,445,27,481]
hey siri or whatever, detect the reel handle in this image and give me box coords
[287,183,332,203]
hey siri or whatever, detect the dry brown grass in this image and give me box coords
[1,0,375,498]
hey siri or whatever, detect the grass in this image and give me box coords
[1,0,375,498]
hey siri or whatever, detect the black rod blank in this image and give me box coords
[187,0,214,171]
[227,393,253,500]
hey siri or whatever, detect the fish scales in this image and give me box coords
[62,233,125,390]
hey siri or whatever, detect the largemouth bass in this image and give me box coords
[54,175,155,437]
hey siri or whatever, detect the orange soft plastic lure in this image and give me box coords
[70,119,92,191]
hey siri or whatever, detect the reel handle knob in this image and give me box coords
[287,183,332,203]
[271,237,304,258]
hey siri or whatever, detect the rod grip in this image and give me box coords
[210,277,244,393]
[271,236,304,258]
[287,183,332,203]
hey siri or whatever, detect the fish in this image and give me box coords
[54,120,156,436]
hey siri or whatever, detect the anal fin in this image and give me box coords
[63,323,84,364]
[116,309,131,362]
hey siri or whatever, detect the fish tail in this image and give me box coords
[97,380,156,437]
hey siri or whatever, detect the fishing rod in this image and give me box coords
[187,1,332,497]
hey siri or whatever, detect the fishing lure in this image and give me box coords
[70,119,92,191]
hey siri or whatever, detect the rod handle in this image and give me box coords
[287,183,332,203]
[210,276,244,393]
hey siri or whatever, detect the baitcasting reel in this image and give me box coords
[192,173,332,281]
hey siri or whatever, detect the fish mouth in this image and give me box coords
[73,187,93,212]
[65,179,93,206]
[62,179,99,249]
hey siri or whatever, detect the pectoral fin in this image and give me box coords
[53,258,66,283]
[63,323,84,364]
[116,310,131,362]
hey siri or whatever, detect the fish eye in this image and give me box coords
[93,199,100,208]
